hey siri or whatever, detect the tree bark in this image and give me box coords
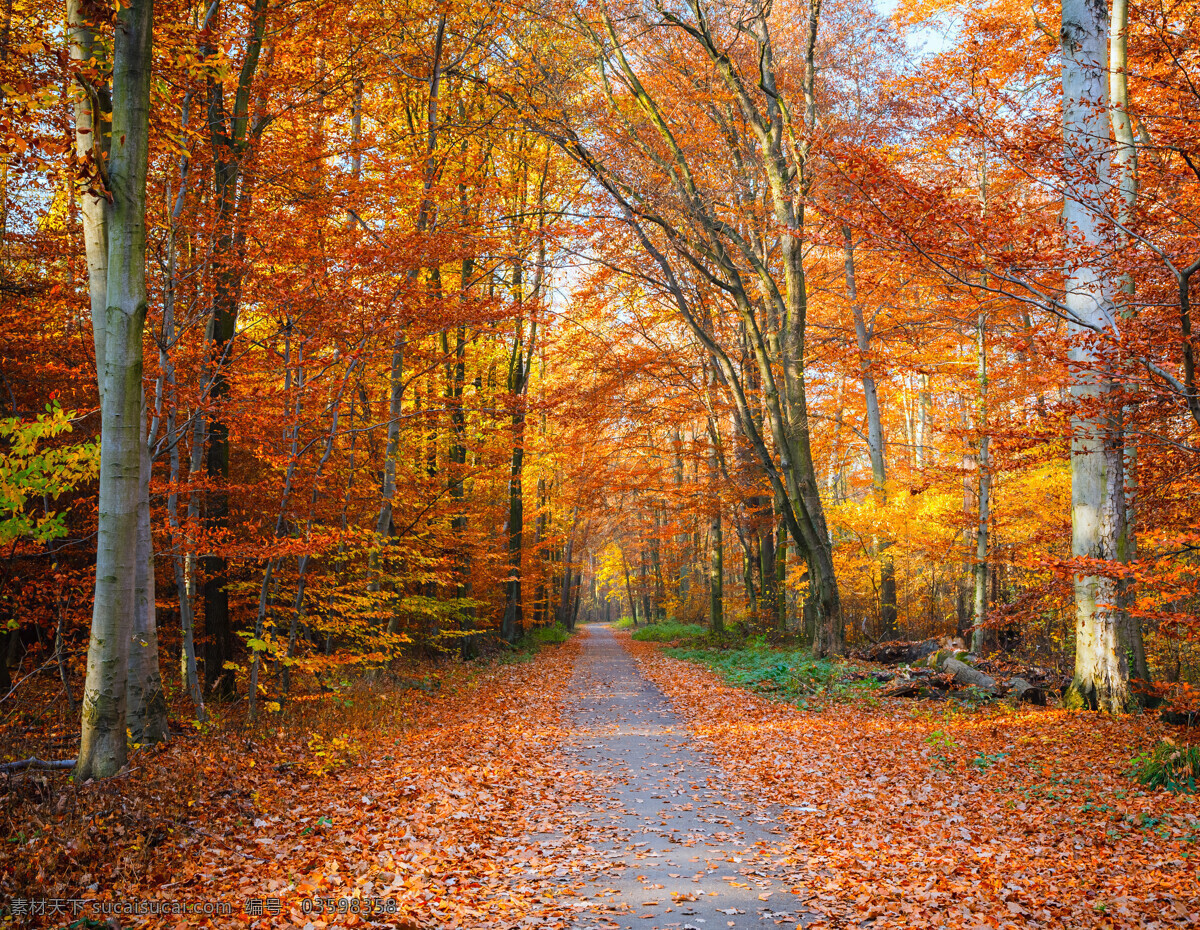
[1109,0,1150,687]
[160,113,206,723]
[126,397,168,745]
[1060,0,1132,712]
[75,0,154,780]
[707,421,724,634]
[199,0,271,697]
[844,226,896,635]
[972,311,991,654]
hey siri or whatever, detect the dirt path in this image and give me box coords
[563,625,812,930]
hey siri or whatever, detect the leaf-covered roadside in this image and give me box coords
[1,641,591,929]
[629,637,1200,929]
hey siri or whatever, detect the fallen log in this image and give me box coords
[943,658,998,692]
[0,757,76,773]
[1006,677,1048,706]
[881,679,925,698]
[852,639,939,665]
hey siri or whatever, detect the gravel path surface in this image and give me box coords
[565,625,813,930]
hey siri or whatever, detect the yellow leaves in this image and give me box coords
[0,402,98,546]
[305,732,360,776]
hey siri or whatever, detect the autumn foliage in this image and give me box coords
[0,0,1199,922]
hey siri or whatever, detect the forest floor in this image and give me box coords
[1,625,1198,929]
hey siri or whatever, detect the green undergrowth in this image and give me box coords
[613,616,636,629]
[1128,739,1200,793]
[664,639,879,707]
[497,623,573,664]
[630,621,709,643]
[528,623,572,645]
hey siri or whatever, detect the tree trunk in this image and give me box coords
[708,425,724,634]
[160,110,206,724]
[844,226,895,635]
[916,374,931,470]
[972,311,991,654]
[377,15,445,609]
[126,399,168,745]
[1060,0,1131,712]
[501,407,526,641]
[1109,0,1150,688]
[556,509,578,627]
[198,0,270,696]
[75,0,153,780]
[621,548,638,625]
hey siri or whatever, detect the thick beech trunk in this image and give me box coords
[75,0,154,780]
[1060,0,1131,712]
[127,408,167,744]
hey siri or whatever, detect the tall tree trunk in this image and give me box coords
[621,547,638,625]
[972,311,991,654]
[501,145,548,641]
[199,0,270,697]
[844,226,895,635]
[759,516,777,628]
[1109,0,1149,686]
[707,422,724,634]
[75,0,153,780]
[376,15,445,611]
[556,509,577,627]
[916,374,931,470]
[161,104,206,723]
[501,403,526,641]
[127,399,167,744]
[1060,0,1131,712]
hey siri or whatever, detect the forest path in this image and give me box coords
[562,625,813,930]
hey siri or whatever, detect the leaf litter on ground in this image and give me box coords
[628,635,1200,930]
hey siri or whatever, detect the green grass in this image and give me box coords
[613,616,636,630]
[663,641,876,706]
[629,621,709,643]
[498,623,573,663]
[1128,739,1200,793]
[527,623,572,645]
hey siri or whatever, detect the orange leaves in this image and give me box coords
[632,639,1200,929]
[1,641,598,929]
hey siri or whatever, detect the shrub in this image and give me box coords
[613,616,635,629]
[528,623,571,645]
[630,621,708,643]
[1128,738,1200,793]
